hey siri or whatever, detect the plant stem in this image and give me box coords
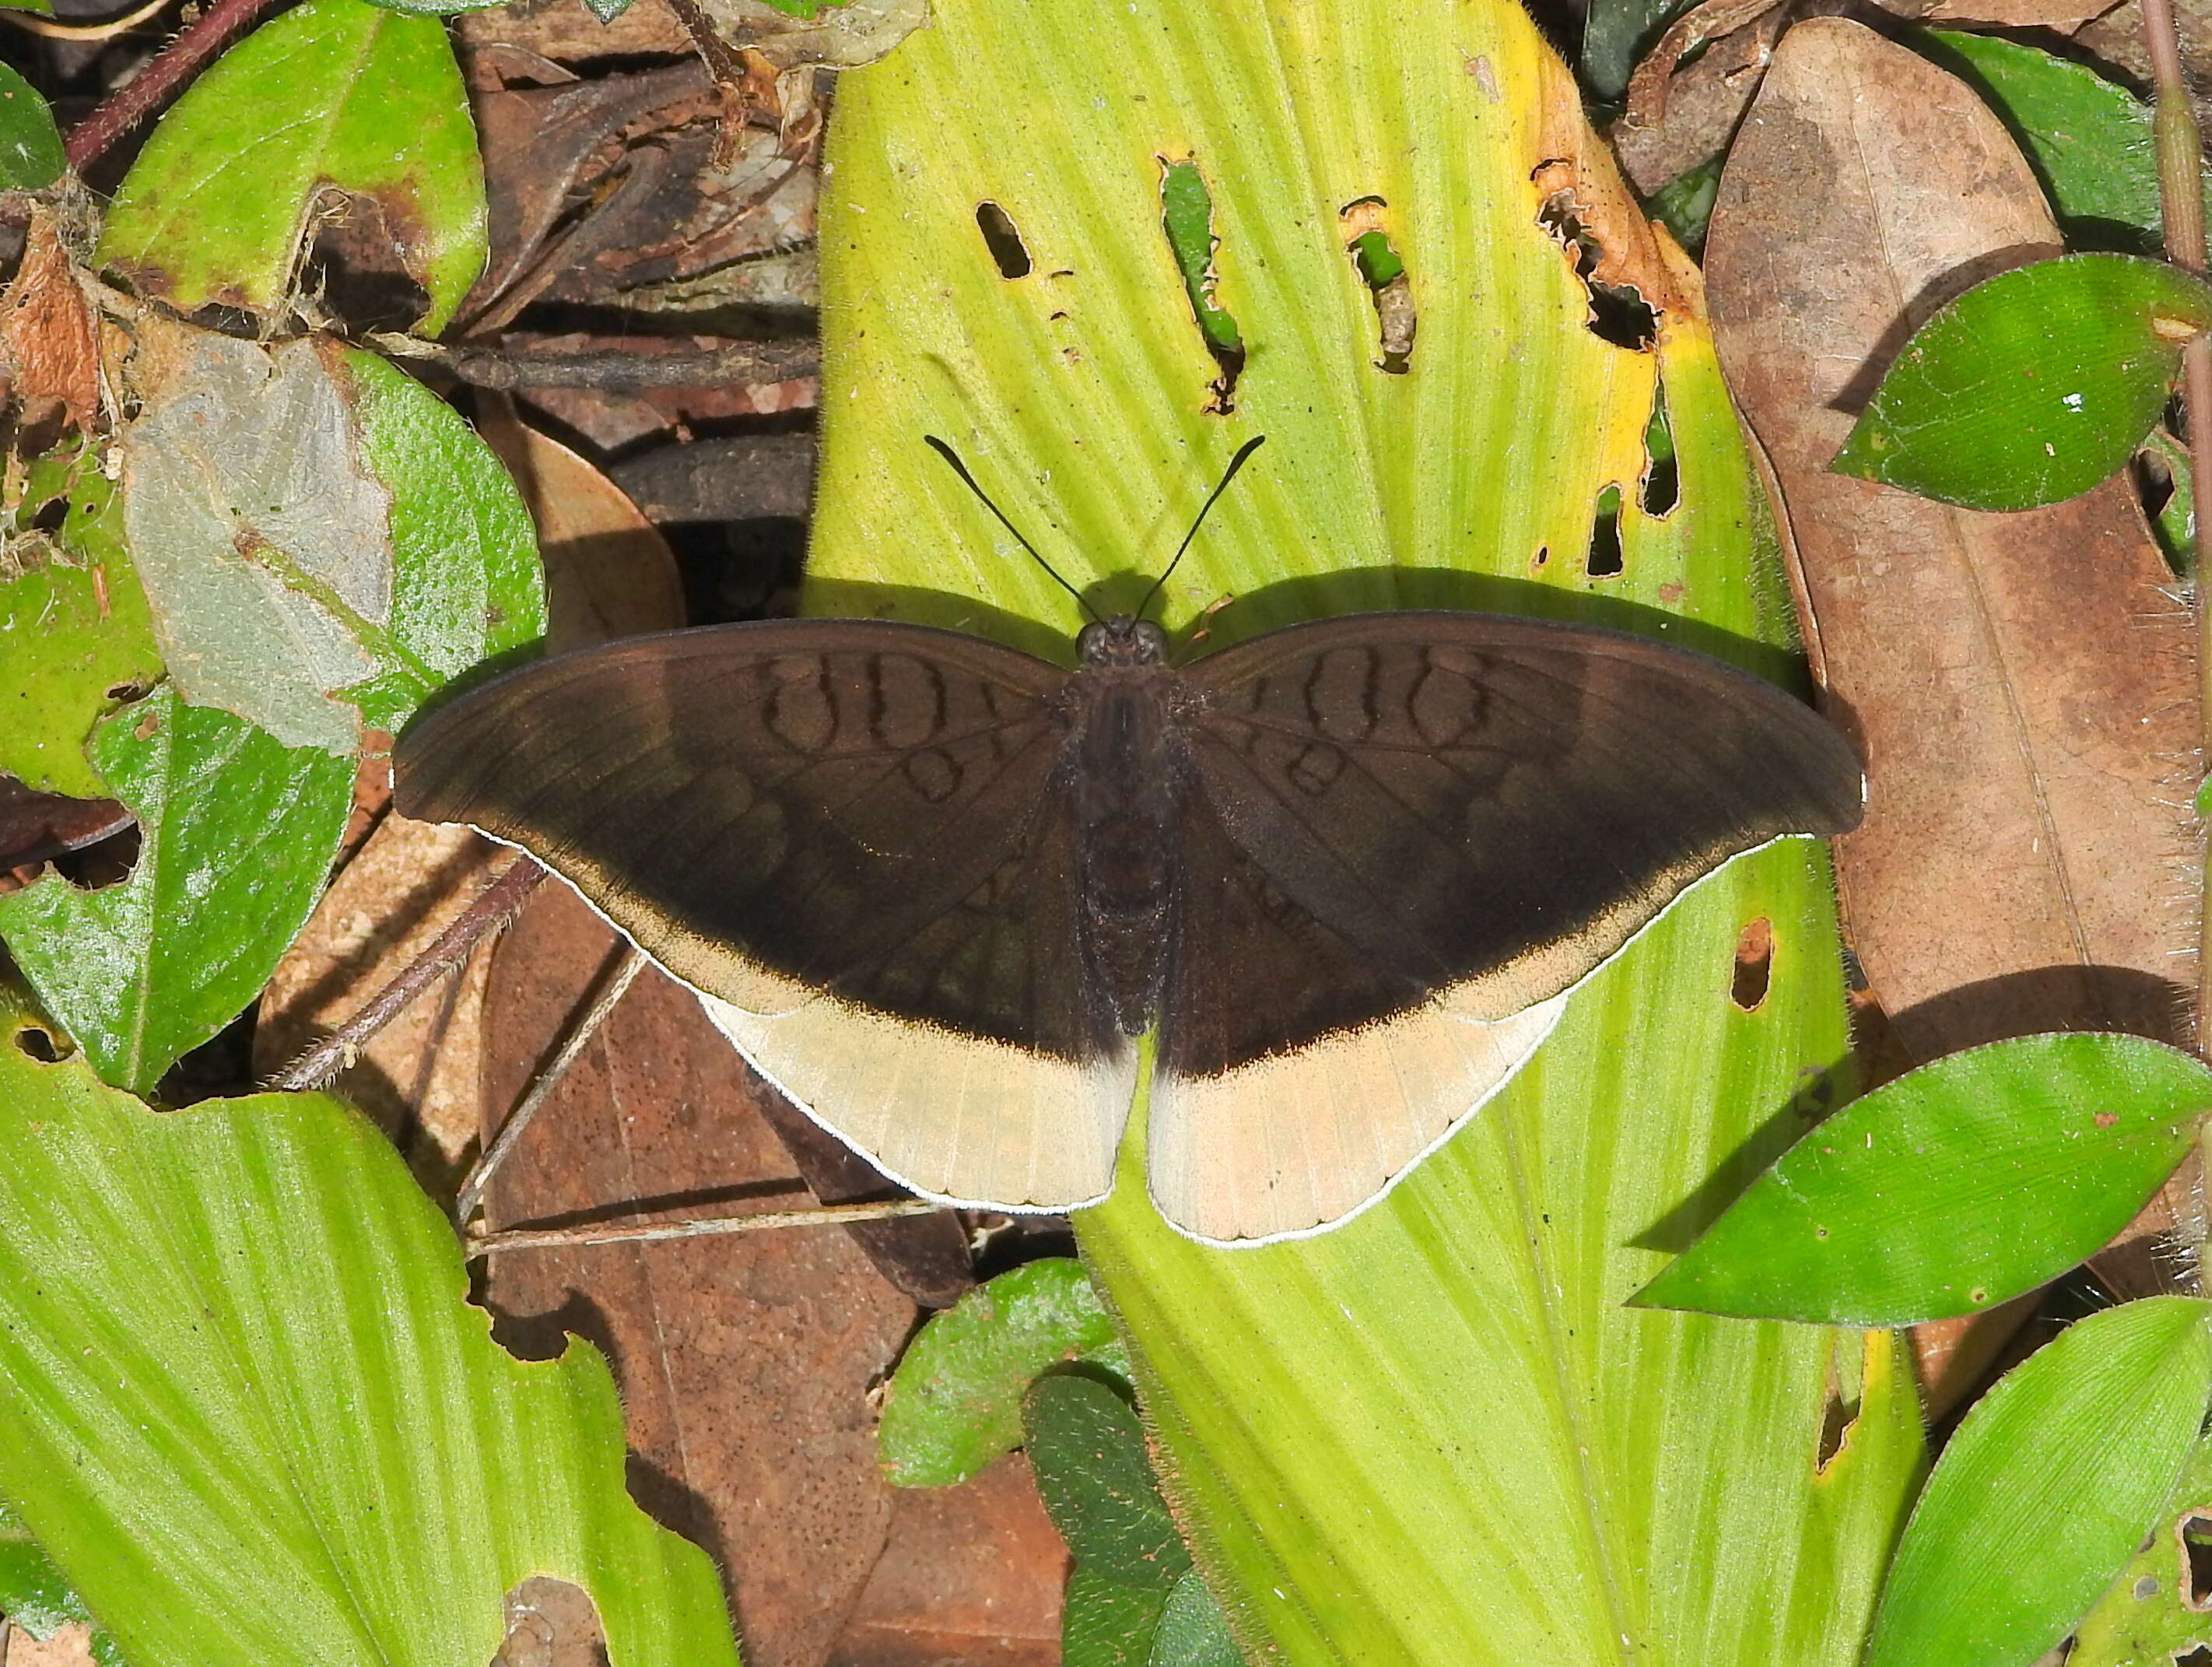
[62,0,282,172]
[2144,0,2212,1051]
[265,855,545,1093]
[465,1198,945,1257]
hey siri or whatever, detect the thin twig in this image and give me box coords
[62,0,282,171]
[466,1198,946,1257]
[2144,0,2212,1052]
[453,944,650,1229]
[381,338,822,394]
[266,855,546,1093]
[657,0,753,171]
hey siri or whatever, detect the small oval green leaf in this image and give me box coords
[881,1258,1131,1487]
[1149,1567,1239,1667]
[1865,1296,2212,1667]
[0,63,63,191]
[1832,254,2212,510]
[1634,1033,2210,1325]
[1025,1374,1190,1592]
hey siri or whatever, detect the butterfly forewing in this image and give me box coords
[1146,612,1863,1241]
[396,619,1137,1211]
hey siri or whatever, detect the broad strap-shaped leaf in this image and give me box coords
[1866,1297,2212,1667]
[95,0,486,332]
[0,995,740,1667]
[1634,1033,2211,1325]
[0,689,351,1092]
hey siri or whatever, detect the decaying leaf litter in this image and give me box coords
[5,0,2212,1662]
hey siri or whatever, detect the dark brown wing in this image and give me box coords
[397,619,1111,1061]
[1176,610,1863,1053]
[398,620,1139,1212]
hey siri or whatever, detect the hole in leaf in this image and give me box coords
[975,201,1032,279]
[1535,191,1658,352]
[1731,918,1772,1011]
[498,1575,608,1667]
[1815,1386,1856,1472]
[1586,484,1624,578]
[1641,380,1678,518]
[1531,545,1550,570]
[1159,157,1246,413]
[2175,1648,2212,1666]
[12,1027,58,1062]
[2182,1512,2212,1609]
[1341,198,1414,374]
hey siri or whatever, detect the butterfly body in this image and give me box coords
[398,606,1861,1244]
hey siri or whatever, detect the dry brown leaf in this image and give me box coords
[0,205,99,435]
[1707,19,2200,1357]
[825,1454,1066,1667]
[1708,17,2196,1060]
[9,1624,99,1667]
[472,400,686,653]
[479,882,919,1667]
[251,815,505,1180]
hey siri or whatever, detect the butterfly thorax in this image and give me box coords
[1065,650,1182,1037]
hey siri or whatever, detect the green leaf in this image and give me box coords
[0,690,351,1092]
[0,995,740,1667]
[1866,1297,2212,1667]
[119,329,543,753]
[1025,1375,1190,1592]
[1579,0,1685,104]
[2141,423,2195,576]
[1148,1569,1239,1667]
[881,1257,1131,1487]
[1833,254,2212,510]
[1633,1034,2210,1325]
[812,1,1923,1660]
[1646,154,1720,260]
[0,62,64,190]
[96,0,486,333]
[1912,30,2190,254]
[1064,1566,1172,1667]
[0,461,165,798]
[2070,1429,2212,1665]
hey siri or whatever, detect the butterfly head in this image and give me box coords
[1077,616,1170,667]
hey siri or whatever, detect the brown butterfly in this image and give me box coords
[397,440,1860,1244]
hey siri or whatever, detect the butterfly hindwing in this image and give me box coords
[1145,611,1861,1242]
[396,619,1136,1211]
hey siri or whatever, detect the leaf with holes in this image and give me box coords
[812,2,1921,1660]
[94,0,485,332]
[1833,254,2212,510]
[1864,1297,2212,1667]
[0,459,165,799]
[0,689,352,1093]
[882,1258,1132,1487]
[2068,1430,2212,1665]
[118,324,543,754]
[1632,1034,2210,1325]
[0,991,740,1667]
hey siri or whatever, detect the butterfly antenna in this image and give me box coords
[924,436,1101,624]
[1135,435,1267,624]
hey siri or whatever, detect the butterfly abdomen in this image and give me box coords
[1069,670,1183,1036]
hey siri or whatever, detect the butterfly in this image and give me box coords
[395,439,1862,1245]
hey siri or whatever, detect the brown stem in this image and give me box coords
[452,942,648,1229]
[2144,0,2212,1053]
[466,1198,945,1257]
[63,0,286,172]
[410,339,822,394]
[265,855,545,1093]
[659,0,752,171]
